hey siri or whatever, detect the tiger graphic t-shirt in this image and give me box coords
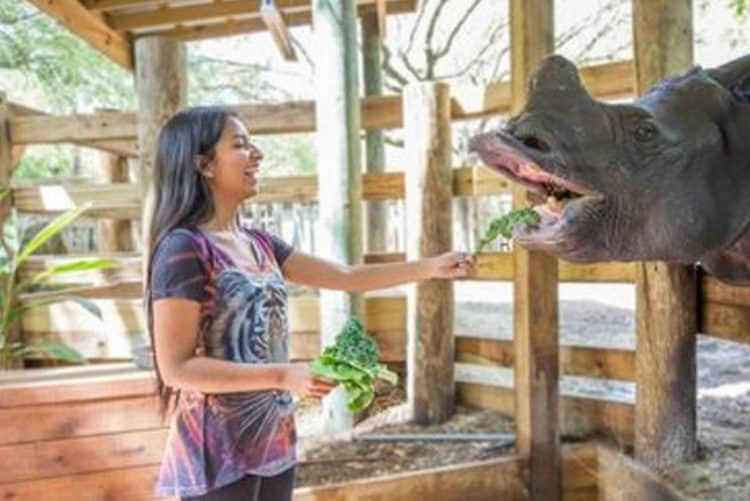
[150,226,295,498]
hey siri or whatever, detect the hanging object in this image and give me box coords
[260,0,298,61]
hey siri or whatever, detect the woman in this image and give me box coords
[148,106,473,501]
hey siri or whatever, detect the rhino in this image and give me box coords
[469,54,750,285]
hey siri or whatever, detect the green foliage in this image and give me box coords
[475,208,541,253]
[310,318,398,412]
[0,2,133,112]
[731,0,748,16]
[12,147,74,181]
[0,195,119,369]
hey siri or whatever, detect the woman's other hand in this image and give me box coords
[425,251,474,279]
[283,363,338,399]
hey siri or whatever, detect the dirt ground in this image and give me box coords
[294,296,750,499]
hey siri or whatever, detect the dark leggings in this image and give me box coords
[181,467,295,501]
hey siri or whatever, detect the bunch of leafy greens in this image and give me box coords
[475,208,541,253]
[310,318,398,412]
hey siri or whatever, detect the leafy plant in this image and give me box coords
[0,193,118,369]
[310,317,398,412]
[475,208,541,253]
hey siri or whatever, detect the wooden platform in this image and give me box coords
[0,363,688,501]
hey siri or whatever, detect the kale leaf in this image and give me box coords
[310,317,398,412]
[475,208,541,253]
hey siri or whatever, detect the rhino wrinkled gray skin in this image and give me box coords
[469,54,750,285]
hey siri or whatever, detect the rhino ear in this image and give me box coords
[707,54,750,95]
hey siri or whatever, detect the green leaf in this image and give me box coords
[19,258,119,292]
[15,203,91,267]
[10,295,102,325]
[22,339,86,364]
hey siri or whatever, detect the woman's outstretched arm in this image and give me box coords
[280,251,473,292]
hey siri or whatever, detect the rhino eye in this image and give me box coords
[634,122,658,142]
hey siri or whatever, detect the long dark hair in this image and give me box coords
[145,106,237,419]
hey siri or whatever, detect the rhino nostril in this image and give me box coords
[520,135,551,153]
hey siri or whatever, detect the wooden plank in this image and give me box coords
[701,302,750,344]
[130,0,417,41]
[12,182,141,218]
[8,102,137,156]
[362,11,388,254]
[597,445,685,501]
[25,0,133,69]
[261,1,297,61]
[82,0,156,10]
[8,59,634,143]
[108,0,414,31]
[0,396,162,445]
[509,1,560,499]
[0,368,153,408]
[404,81,455,424]
[0,463,161,501]
[633,0,697,469]
[702,275,750,307]
[456,381,634,446]
[456,336,635,381]
[95,150,134,251]
[0,428,166,484]
[296,455,528,501]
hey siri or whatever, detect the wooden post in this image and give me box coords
[313,0,364,433]
[134,37,187,367]
[404,82,454,424]
[362,13,388,254]
[509,1,561,500]
[135,36,186,259]
[632,0,697,468]
[95,120,134,252]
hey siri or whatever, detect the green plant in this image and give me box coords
[0,193,118,369]
[475,208,541,253]
[310,317,398,412]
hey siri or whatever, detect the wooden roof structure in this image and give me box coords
[26,0,418,70]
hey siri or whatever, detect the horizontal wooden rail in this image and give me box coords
[456,336,635,381]
[8,60,635,144]
[455,368,634,446]
[9,167,507,217]
[8,103,137,156]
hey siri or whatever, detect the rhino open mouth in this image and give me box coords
[469,131,601,244]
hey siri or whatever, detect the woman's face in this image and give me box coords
[203,117,263,203]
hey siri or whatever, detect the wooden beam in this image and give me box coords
[456,378,634,446]
[94,149,134,252]
[376,0,387,37]
[134,35,187,302]
[509,1,560,500]
[362,12,388,254]
[109,0,415,32]
[8,59,635,143]
[12,182,141,219]
[8,102,136,156]
[632,0,697,469]
[81,0,156,10]
[404,81,454,424]
[26,0,133,70]
[260,0,297,61]
[296,443,597,501]
[456,336,636,381]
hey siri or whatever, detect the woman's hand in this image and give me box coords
[283,363,338,399]
[424,251,474,279]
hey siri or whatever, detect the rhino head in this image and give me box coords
[470,54,750,285]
